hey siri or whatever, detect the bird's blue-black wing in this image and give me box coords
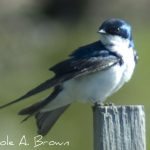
[50,55,120,78]
[50,40,121,77]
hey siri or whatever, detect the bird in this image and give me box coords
[0,18,138,136]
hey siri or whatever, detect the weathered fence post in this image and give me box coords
[93,105,146,150]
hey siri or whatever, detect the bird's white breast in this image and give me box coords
[101,34,136,82]
[107,40,135,82]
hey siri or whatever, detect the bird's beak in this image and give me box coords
[98,29,106,34]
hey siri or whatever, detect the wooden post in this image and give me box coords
[93,105,146,150]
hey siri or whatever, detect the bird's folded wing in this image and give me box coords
[50,55,120,78]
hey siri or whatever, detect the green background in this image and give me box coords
[0,0,149,149]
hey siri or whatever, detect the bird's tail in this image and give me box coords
[18,86,62,116]
[35,105,70,136]
[17,86,70,135]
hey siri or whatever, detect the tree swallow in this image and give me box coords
[0,18,138,136]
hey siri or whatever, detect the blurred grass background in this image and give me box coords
[0,0,150,149]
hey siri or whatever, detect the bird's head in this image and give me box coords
[98,18,134,48]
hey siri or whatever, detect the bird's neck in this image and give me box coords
[101,34,131,49]
[100,34,134,59]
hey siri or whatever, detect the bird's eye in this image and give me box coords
[114,27,120,33]
[107,27,121,35]
[116,27,120,31]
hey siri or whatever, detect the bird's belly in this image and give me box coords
[64,64,124,103]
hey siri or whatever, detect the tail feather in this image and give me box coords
[35,105,70,136]
[0,78,59,109]
[18,86,62,115]
[19,97,50,116]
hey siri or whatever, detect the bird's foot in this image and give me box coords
[94,102,115,108]
[95,102,104,107]
[104,102,115,106]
